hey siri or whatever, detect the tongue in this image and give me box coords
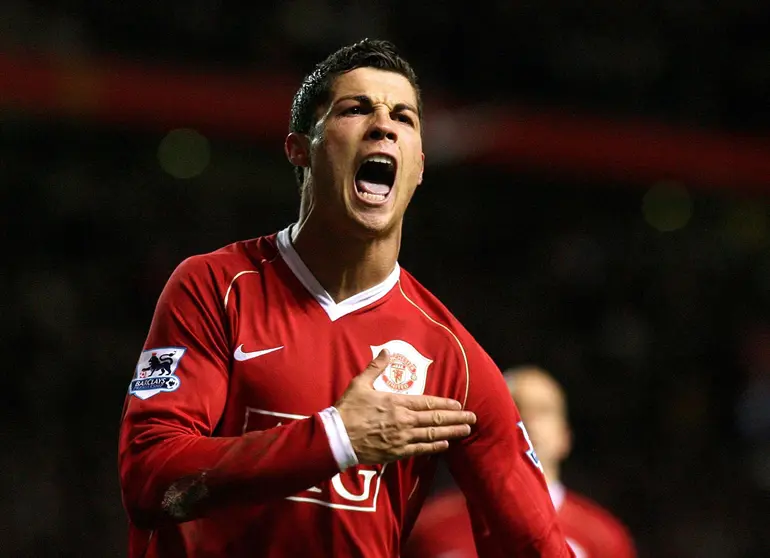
[356,180,391,196]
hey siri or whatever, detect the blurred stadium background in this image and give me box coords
[2,1,770,556]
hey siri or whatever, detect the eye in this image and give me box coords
[395,113,415,126]
[343,106,363,115]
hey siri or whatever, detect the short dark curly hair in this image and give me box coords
[289,38,422,186]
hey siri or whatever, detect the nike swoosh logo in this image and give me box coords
[234,345,284,361]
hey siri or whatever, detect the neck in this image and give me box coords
[291,215,401,303]
[543,462,560,485]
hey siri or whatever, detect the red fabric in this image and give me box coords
[119,232,572,557]
[404,488,635,558]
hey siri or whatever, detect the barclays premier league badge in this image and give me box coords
[129,347,186,399]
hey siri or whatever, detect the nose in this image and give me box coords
[365,109,397,142]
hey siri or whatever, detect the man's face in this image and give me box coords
[508,372,572,468]
[303,67,424,237]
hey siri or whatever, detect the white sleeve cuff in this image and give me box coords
[319,406,359,471]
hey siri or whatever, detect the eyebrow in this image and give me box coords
[334,95,419,116]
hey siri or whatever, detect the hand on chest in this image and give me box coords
[225,311,459,512]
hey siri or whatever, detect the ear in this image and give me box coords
[417,152,425,185]
[285,132,310,168]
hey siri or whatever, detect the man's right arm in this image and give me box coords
[118,256,342,529]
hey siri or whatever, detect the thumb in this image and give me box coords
[360,349,391,384]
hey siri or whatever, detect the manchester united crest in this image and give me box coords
[370,340,432,395]
[383,352,418,391]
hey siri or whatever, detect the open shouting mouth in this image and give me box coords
[355,154,396,205]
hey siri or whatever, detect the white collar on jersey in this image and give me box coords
[548,481,566,511]
[276,225,401,322]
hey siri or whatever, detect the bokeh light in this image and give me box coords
[642,181,693,232]
[157,128,210,179]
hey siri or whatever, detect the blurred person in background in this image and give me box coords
[404,365,635,558]
[118,39,573,558]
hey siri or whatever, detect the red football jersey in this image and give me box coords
[551,485,636,558]
[403,484,635,558]
[119,227,574,558]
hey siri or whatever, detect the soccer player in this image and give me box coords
[404,366,636,558]
[118,39,574,558]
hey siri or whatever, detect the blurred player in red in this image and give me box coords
[118,40,574,557]
[404,366,636,558]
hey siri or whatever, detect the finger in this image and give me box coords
[411,410,477,428]
[397,394,463,412]
[358,349,391,383]
[408,425,472,443]
[398,440,450,458]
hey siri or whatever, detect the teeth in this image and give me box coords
[363,154,394,167]
[359,191,386,202]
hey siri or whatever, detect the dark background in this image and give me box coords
[2,1,770,556]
